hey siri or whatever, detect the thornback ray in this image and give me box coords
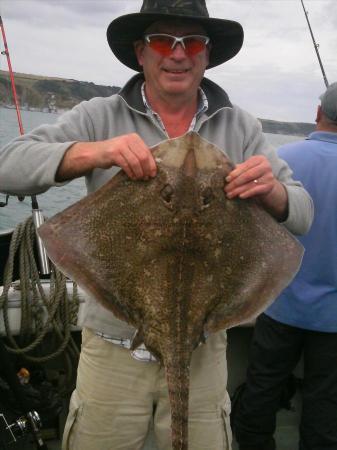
[38,132,304,450]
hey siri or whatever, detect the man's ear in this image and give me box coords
[134,40,145,67]
[315,105,322,123]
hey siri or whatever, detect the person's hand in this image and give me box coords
[224,155,276,200]
[94,133,157,180]
[56,133,157,181]
[224,155,288,221]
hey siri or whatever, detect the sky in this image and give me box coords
[0,0,336,123]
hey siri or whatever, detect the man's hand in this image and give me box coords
[56,133,157,182]
[224,155,288,222]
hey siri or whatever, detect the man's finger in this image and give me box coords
[128,135,157,178]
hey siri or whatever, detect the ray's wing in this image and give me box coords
[38,168,173,328]
[203,197,304,333]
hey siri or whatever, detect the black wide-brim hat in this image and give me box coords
[107,0,244,72]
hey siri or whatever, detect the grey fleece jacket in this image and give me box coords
[0,74,313,337]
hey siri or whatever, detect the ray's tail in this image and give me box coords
[164,357,191,450]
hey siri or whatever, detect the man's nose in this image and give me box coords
[170,43,187,58]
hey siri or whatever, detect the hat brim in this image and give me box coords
[107,13,244,71]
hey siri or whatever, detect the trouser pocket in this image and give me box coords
[222,391,232,449]
[62,390,83,450]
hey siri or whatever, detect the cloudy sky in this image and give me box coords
[0,0,336,123]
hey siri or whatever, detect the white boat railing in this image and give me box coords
[0,280,88,336]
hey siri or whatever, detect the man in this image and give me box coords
[0,1,313,449]
[232,82,337,450]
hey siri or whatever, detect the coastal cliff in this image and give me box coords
[0,70,315,136]
[0,70,119,112]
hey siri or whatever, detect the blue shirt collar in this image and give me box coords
[307,131,337,145]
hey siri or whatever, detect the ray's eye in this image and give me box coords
[161,184,174,203]
[202,187,214,206]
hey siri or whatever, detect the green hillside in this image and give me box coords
[0,70,120,111]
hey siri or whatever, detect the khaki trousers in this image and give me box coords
[62,327,231,450]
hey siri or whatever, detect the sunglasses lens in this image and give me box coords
[184,37,207,56]
[148,36,175,56]
[147,35,208,56]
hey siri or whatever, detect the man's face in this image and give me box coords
[134,20,210,100]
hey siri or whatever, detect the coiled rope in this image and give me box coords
[0,217,80,379]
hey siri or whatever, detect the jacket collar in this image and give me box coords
[118,73,232,116]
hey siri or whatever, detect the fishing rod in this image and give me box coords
[300,0,329,88]
[0,15,50,276]
[0,16,24,134]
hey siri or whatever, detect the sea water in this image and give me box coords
[0,106,303,231]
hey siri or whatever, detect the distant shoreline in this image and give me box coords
[0,70,315,137]
[259,118,315,136]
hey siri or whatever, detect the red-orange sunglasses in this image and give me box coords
[144,33,210,57]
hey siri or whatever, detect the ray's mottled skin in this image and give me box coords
[38,132,303,450]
